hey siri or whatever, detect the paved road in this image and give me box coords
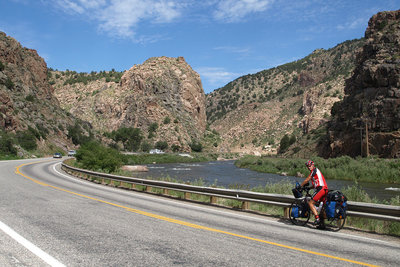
[0,158,399,266]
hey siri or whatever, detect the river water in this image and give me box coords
[132,160,400,201]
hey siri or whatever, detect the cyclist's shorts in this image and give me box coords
[312,186,328,202]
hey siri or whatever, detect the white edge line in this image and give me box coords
[0,220,65,267]
[52,163,400,248]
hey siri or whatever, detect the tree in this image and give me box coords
[279,134,296,153]
[148,122,158,138]
[141,142,152,152]
[279,134,290,153]
[155,141,168,151]
[68,123,92,145]
[112,127,143,151]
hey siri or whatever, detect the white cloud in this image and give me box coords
[213,0,274,22]
[336,17,366,31]
[50,0,183,39]
[196,67,240,87]
[213,46,250,55]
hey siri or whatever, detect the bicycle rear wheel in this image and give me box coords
[289,202,310,226]
[325,207,346,231]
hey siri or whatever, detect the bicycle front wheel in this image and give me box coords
[325,207,346,231]
[289,202,310,226]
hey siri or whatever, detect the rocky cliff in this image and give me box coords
[53,56,206,151]
[322,10,400,158]
[0,32,76,153]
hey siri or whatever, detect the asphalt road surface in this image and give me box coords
[0,158,399,266]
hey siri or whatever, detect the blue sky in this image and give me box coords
[0,1,398,94]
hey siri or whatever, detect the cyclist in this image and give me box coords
[300,160,328,226]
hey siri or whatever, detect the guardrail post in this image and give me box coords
[284,207,290,218]
[210,196,217,204]
[163,189,169,195]
[184,192,191,200]
[146,186,152,192]
[241,201,249,210]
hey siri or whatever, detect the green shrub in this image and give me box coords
[0,131,17,155]
[5,78,14,89]
[163,116,171,124]
[16,130,37,151]
[25,95,35,102]
[76,142,125,173]
[148,122,158,138]
[190,141,203,152]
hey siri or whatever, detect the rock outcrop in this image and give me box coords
[322,10,400,158]
[53,56,206,151]
[119,56,206,141]
[0,31,75,152]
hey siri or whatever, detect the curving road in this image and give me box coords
[0,158,399,266]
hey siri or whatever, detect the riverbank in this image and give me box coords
[235,155,400,184]
[124,153,217,164]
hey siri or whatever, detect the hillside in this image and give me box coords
[0,32,80,156]
[206,38,364,154]
[51,56,206,152]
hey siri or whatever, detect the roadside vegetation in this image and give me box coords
[65,150,400,236]
[235,155,400,184]
[71,141,219,172]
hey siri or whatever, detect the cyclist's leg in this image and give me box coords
[311,186,325,225]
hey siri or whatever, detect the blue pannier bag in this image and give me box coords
[291,206,299,218]
[326,201,336,218]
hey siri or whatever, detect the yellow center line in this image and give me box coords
[15,161,379,267]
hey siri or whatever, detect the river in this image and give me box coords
[132,160,400,201]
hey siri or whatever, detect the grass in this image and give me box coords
[235,155,400,184]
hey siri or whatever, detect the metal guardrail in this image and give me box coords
[61,163,400,222]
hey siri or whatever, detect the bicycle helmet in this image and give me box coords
[305,160,314,167]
